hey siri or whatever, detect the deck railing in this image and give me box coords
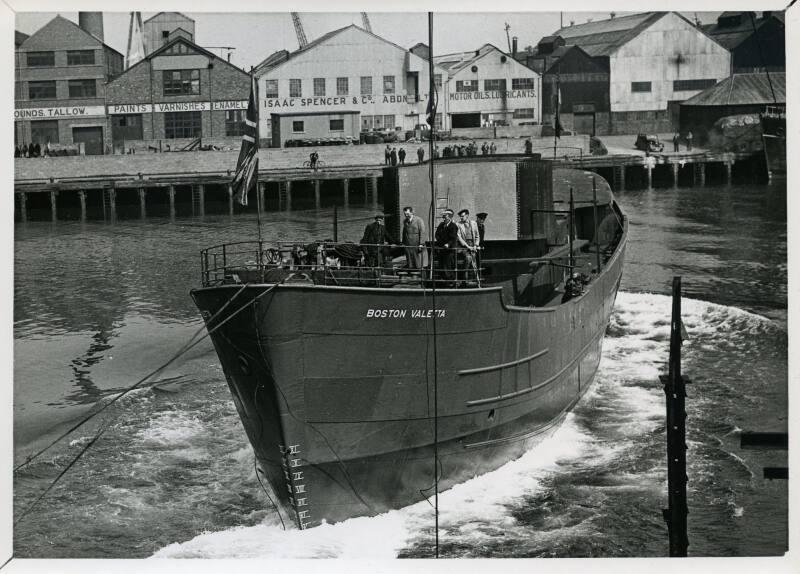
[199,240,483,288]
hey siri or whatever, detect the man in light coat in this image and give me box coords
[456,208,481,283]
[401,206,426,270]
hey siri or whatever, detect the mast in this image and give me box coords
[427,10,440,559]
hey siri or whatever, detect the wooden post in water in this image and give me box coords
[19,192,27,223]
[139,188,146,219]
[661,276,689,557]
[371,176,379,209]
[285,181,292,211]
[258,181,266,214]
[198,184,205,217]
[169,185,176,221]
[109,185,117,220]
[314,179,321,210]
[227,183,234,216]
[672,164,679,189]
[333,205,338,242]
[79,190,87,221]
[696,163,706,187]
[343,178,349,206]
[725,162,733,185]
[50,191,57,222]
[646,165,653,189]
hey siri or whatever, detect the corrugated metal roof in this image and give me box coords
[682,72,785,106]
[552,12,665,57]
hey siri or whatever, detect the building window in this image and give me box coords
[26,51,54,67]
[361,115,374,131]
[337,77,349,96]
[456,80,478,92]
[264,79,279,99]
[290,79,302,98]
[383,75,395,94]
[484,79,506,92]
[513,108,536,118]
[30,120,59,145]
[164,42,190,55]
[68,79,97,98]
[434,74,442,89]
[292,121,304,133]
[673,79,717,91]
[631,81,652,93]
[372,115,384,129]
[383,115,396,129]
[67,50,95,66]
[313,78,326,97]
[225,110,245,136]
[163,70,200,96]
[360,76,372,95]
[28,81,57,100]
[164,111,202,138]
[512,78,535,90]
[330,119,344,131]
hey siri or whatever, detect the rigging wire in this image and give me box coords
[14,281,286,524]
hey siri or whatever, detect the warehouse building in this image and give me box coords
[702,11,785,73]
[254,25,448,147]
[14,13,123,154]
[104,35,251,152]
[526,12,730,135]
[433,44,541,129]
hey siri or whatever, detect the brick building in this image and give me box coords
[14,14,123,154]
[104,35,251,152]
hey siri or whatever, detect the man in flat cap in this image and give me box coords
[434,209,459,283]
[361,214,394,268]
[457,209,481,283]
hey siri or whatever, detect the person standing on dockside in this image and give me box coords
[384,144,391,165]
[398,147,406,165]
[402,206,426,270]
[456,209,480,282]
[390,147,398,166]
[417,146,425,163]
[686,131,693,151]
[434,209,459,283]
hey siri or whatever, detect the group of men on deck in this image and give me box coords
[360,207,487,282]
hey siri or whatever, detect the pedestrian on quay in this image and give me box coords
[14,145,20,158]
[32,142,41,157]
[402,206,426,270]
[481,142,488,155]
[672,132,680,153]
[22,143,28,158]
[434,145,440,159]
[417,146,425,163]
[390,147,398,166]
[686,131,693,151]
[398,147,406,165]
[385,144,391,165]
[490,142,496,155]
[309,150,319,170]
[524,138,533,155]
[361,214,394,268]
[434,209,459,284]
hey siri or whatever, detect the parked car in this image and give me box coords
[635,133,664,152]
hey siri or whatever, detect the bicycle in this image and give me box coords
[302,160,326,169]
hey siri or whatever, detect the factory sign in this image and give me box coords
[264,94,426,109]
[14,105,106,120]
[107,101,248,114]
[449,89,536,101]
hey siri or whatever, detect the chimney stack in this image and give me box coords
[78,12,104,41]
[512,36,518,58]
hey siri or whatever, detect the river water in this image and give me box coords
[13,180,787,559]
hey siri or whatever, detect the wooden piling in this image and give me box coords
[661,276,689,557]
[19,193,27,223]
[314,179,321,210]
[672,164,679,189]
[139,188,146,219]
[725,162,733,185]
[258,181,265,214]
[50,191,57,222]
[198,184,205,217]
[285,181,292,211]
[169,185,176,221]
[79,190,87,221]
[343,178,350,206]
[228,183,234,215]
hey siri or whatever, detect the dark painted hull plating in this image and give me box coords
[192,231,626,528]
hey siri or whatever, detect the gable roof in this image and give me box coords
[144,12,194,25]
[551,12,666,57]
[702,12,783,50]
[254,24,430,77]
[19,15,123,58]
[434,43,533,75]
[15,30,29,47]
[107,35,247,84]
[682,72,785,106]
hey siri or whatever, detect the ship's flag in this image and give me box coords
[125,12,145,69]
[426,87,437,127]
[231,75,259,206]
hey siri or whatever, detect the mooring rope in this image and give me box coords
[14,280,284,525]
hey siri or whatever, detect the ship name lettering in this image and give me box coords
[366,308,445,319]
[366,309,407,318]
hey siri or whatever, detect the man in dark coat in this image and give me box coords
[361,214,394,268]
[398,147,406,165]
[417,146,425,163]
[384,145,391,165]
[402,206,426,269]
[434,209,459,283]
[390,147,398,166]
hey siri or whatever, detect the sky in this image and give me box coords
[13,10,725,71]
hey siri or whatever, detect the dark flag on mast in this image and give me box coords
[231,74,259,206]
[426,87,437,127]
[554,76,564,139]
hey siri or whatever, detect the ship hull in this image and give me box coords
[192,235,625,528]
